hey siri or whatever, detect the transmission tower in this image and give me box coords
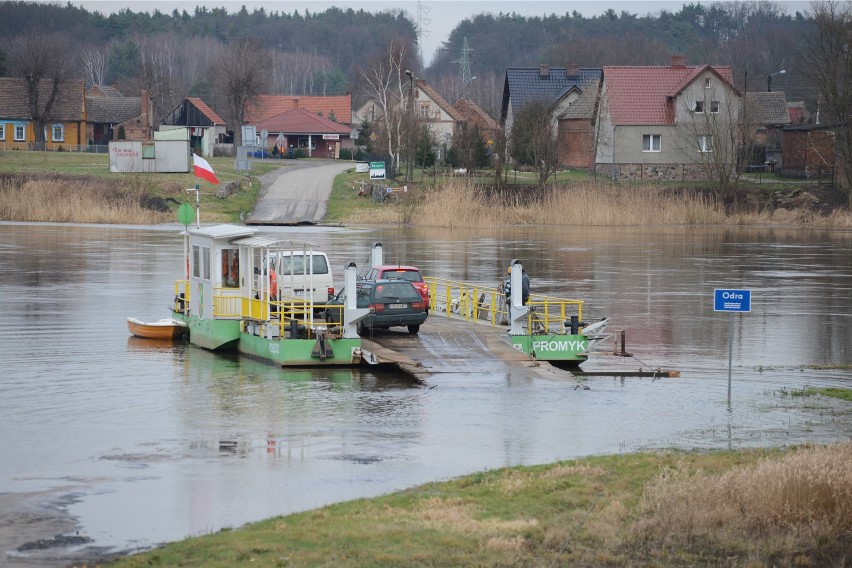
[455,37,474,100]
[416,1,431,70]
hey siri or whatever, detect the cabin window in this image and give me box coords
[192,246,201,278]
[642,134,661,152]
[51,125,64,142]
[698,135,714,153]
[222,249,239,288]
[14,125,25,141]
[710,101,720,113]
[202,247,211,280]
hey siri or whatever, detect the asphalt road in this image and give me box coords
[246,159,354,225]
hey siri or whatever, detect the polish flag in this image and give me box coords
[193,154,220,184]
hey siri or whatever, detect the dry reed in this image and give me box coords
[344,179,852,228]
[632,443,852,561]
[0,174,170,224]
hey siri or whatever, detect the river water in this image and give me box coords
[1,222,850,566]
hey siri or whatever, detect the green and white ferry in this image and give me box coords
[171,224,371,367]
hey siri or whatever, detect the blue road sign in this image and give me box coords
[714,289,752,312]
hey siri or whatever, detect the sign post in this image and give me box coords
[713,289,752,405]
[369,161,386,180]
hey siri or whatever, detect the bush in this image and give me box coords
[339,148,353,160]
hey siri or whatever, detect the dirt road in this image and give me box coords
[246,159,353,225]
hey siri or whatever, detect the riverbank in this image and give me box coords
[101,442,850,567]
[1,153,850,227]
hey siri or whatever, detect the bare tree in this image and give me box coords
[672,85,743,196]
[359,36,416,177]
[800,1,852,201]
[508,100,559,188]
[218,37,269,147]
[7,30,75,148]
[80,47,107,87]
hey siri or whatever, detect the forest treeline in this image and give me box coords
[0,1,820,119]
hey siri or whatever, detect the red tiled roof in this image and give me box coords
[255,107,352,135]
[416,80,462,122]
[245,95,352,125]
[186,97,225,125]
[604,65,735,125]
[453,99,498,131]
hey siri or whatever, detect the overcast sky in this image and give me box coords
[66,0,812,66]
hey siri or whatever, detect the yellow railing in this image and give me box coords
[174,280,190,314]
[424,276,584,333]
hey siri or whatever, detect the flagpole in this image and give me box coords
[194,183,200,228]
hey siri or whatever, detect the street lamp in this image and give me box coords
[405,69,415,183]
[767,69,785,92]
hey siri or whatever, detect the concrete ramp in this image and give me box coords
[246,160,353,225]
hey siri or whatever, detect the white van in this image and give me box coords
[255,250,334,304]
[271,251,335,304]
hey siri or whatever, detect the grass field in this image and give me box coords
[105,443,852,567]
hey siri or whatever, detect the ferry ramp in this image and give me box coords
[246,160,353,225]
[360,313,583,384]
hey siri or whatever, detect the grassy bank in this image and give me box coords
[103,443,851,567]
[0,152,279,224]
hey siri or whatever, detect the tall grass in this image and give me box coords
[342,179,852,228]
[0,174,171,224]
[632,443,852,563]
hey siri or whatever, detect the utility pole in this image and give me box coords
[405,69,415,183]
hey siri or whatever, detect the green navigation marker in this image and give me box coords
[177,203,195,226]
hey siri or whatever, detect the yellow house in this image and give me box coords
[0,78,86,150]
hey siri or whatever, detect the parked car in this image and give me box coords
[325,279,428,335]
[362,265,429,311]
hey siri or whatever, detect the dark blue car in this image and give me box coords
[325,279,428,335]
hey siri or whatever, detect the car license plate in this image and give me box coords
[388,303,407,309]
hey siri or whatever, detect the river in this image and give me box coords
[1,222,850,567]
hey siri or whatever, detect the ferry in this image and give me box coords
[170,224,372,367]
[424,259,608,368]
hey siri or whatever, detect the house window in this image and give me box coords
[642,134,661,152]
[142,142,155,159]
[51,124,64,142]
[694,101,705,113]
[14,125,26,141]
[419,102,430,119]
[704,78,711,88]
[698,135,714,153]
[0,124,5,141]
[710,101,720,113]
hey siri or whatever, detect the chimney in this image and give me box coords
[566,64,580,77]
[293,97,300,109]
[539,64,550,79]
[671,55,686,68]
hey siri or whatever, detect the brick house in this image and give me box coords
[500,65,602,169]
[595,56,740,181]
[781,125,838,182]
[0,77,86,150]
[452,98,498,145]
